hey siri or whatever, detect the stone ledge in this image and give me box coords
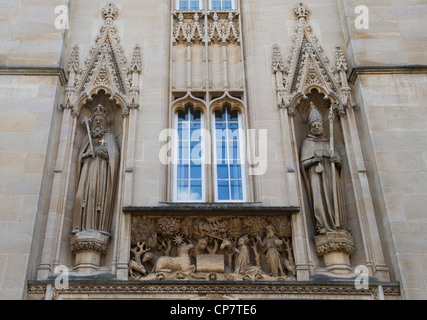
[0,66,68,86]
[347,65,427,84]
[123,204,300,216]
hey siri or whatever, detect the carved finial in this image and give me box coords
[294,2,309,22]
[130,44,142,73]
[335,44,348,72]
[272,44,285,73]
[68,44,80,73]
[102,2,118,20]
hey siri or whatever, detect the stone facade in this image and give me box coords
[0,0,426,300]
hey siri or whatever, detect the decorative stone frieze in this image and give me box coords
[128,210,296,282]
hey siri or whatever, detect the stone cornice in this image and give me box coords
[123,204,300,216]
[27,279,401,300]
[0,66,68,86]
[348,65,427,84]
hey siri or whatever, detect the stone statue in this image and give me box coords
[300,102,346,234]
[73,104,120,233]
[257,225,285,277]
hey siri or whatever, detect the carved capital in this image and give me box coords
[70,230,110,256]
[314,232,354,257]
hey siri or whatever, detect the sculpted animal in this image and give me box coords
[129,241,149,278]
[152,243,196,274]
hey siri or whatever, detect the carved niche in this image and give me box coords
[129,214,296,281]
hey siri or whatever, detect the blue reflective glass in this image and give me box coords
[179,1,189,10]
[217,164,229,179]
[191,164,202,179]
[190,180,202,200]
[223,1,232,9]
[216,145,226,160]
[212,1,221,10]
[229,140,239,159]
[190,122,201,132]
[229,164,241,179]
[190,1,200,10]
[177,180,189,191]
[230,180,243,200]
[218,180,229,200]
[179,145,190,160]
[190,141,202,160]
[177,164,189,179]
[178,123,189,140]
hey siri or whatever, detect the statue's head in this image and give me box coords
[307,102,324,136]
[91,105,110,137]
[266,225,275,238]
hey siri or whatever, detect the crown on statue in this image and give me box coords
[92,104,110,120]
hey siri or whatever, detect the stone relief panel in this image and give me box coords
[129,215,296,281]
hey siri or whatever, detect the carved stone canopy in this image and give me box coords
[64,3,142,114]
[273,3,353,115]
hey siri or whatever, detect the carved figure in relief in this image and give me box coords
[257,225,285,277]
[233,235,250,274]
[73,105,120,233]
[300,102,347,234]
[220,238,235,273]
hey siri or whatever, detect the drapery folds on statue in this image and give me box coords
[73,104,120,234]
[300,102,346,235]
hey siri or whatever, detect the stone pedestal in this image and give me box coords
[70,230,110,274]
[314,232,354,275]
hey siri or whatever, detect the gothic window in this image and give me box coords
[174,106,205,202]
[177,0,202,10]
[213,106,246,202]
[210,0,234,10]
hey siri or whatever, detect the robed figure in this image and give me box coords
[73,105,120,233]
[300,102,346,234]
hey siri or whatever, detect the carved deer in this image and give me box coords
[129,241,150,278]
